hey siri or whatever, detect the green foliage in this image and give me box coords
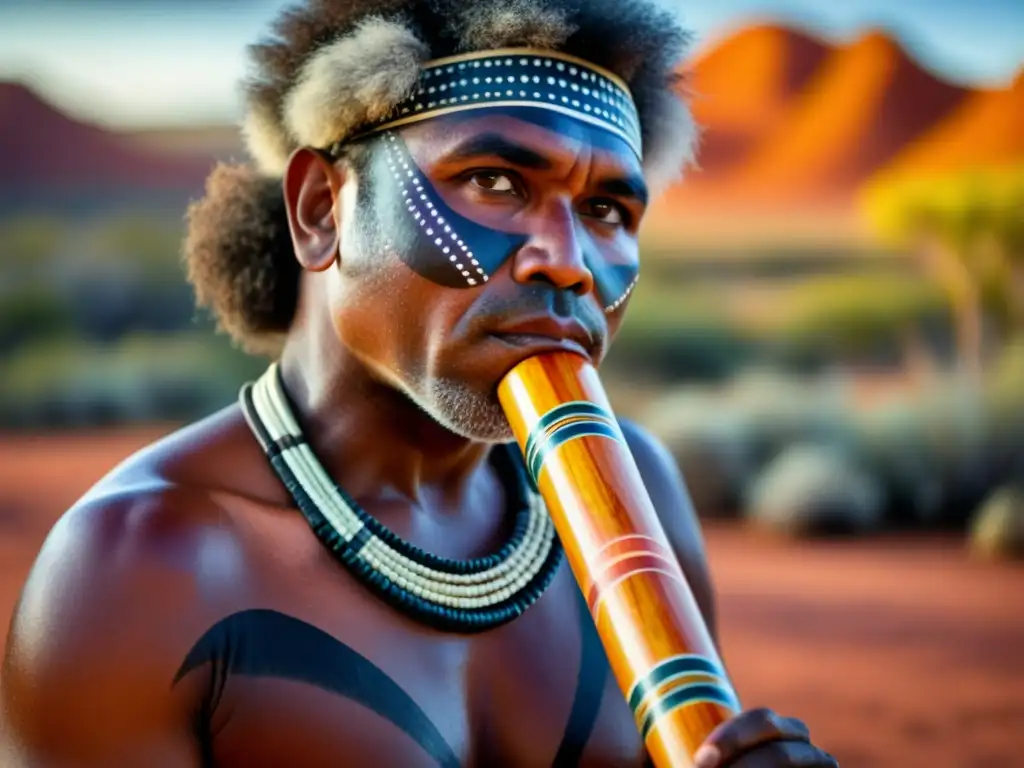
[640,369,857,517]
[615,266,957,380]
[745,443,884,538]
[770,275,950,361]
[987,336,1024,396]
[608,283,757,382]
[852,404,945,525]
[617,281,726,330]
[862,164,1024,252]
[969,483,1024,562]
[81,213,185,277]
[0,333,265,429]
[0,211,198,350]
[861,164,1024,338]
[639,351,1024,531]
[639,387,759,516]
[0,215,68,274]
[606,323,756,383]
[0,282,75,351]
[853,389,998,527]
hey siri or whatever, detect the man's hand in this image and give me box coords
[693,708,838,767]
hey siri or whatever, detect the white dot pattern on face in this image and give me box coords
[382,132,488,287]
[603,273,639,314]
[381,52,641,158]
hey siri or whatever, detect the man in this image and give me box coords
[1,0,837,766]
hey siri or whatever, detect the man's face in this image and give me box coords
[326,107,648,441]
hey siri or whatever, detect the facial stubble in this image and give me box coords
[341,179,514,444]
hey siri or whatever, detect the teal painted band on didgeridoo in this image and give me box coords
[627,654,726,713]
[639,681,740,740]
[527,416,623,485]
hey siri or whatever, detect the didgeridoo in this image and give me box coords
[497,351,741,768]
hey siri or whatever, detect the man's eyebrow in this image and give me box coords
[441,133,552,170]
[440,132,648,204]
[596,175,649,206]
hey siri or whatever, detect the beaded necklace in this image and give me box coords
[239,363,564,633]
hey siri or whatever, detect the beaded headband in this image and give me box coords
[342,48,643,160]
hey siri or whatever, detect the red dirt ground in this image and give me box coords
[1,428,1022,767]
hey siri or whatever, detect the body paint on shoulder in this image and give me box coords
[173,608,462,768]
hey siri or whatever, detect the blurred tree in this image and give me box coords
[0,215,68,275]
[978,169,1024,331]
[769,274,951,369]
[862,165,1024,380]
[0,282,74,352]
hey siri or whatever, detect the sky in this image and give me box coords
[0,0,1021,129]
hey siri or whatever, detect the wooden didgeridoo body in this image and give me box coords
[497,351,742,768]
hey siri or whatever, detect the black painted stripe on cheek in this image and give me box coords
[378,134,528,287]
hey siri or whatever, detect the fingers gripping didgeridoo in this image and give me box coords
[498,352,742,768]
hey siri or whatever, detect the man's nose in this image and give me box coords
[510,201,595,296]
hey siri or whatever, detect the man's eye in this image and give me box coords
[469,171,517,194]
[585,200,627,226]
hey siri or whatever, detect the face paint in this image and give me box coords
[590,246,640,314]
[362,129,639,312]
[369,131,528,288]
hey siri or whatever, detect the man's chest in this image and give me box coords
[194,567,649,768]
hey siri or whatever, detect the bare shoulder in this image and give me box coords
[0,406,267,764]
[617,417,718,640]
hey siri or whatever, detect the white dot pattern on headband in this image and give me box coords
[378,52,642,158]
[382,133,488,287]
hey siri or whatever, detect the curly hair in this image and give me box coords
[184,0,697,355]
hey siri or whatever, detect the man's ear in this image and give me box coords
[282,147,347,272]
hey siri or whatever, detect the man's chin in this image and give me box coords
[397,374,512,444]
[453,425,515,444]
[432,401,515,444]
[417,378,515,444]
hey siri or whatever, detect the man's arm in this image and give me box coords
[619,418,719,646]
[1,491,210,767]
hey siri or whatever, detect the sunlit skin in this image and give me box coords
[0,107,835,767]
[279,110,645,479]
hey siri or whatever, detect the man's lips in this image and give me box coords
[489,333,591,359]
[488,316,596,360]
